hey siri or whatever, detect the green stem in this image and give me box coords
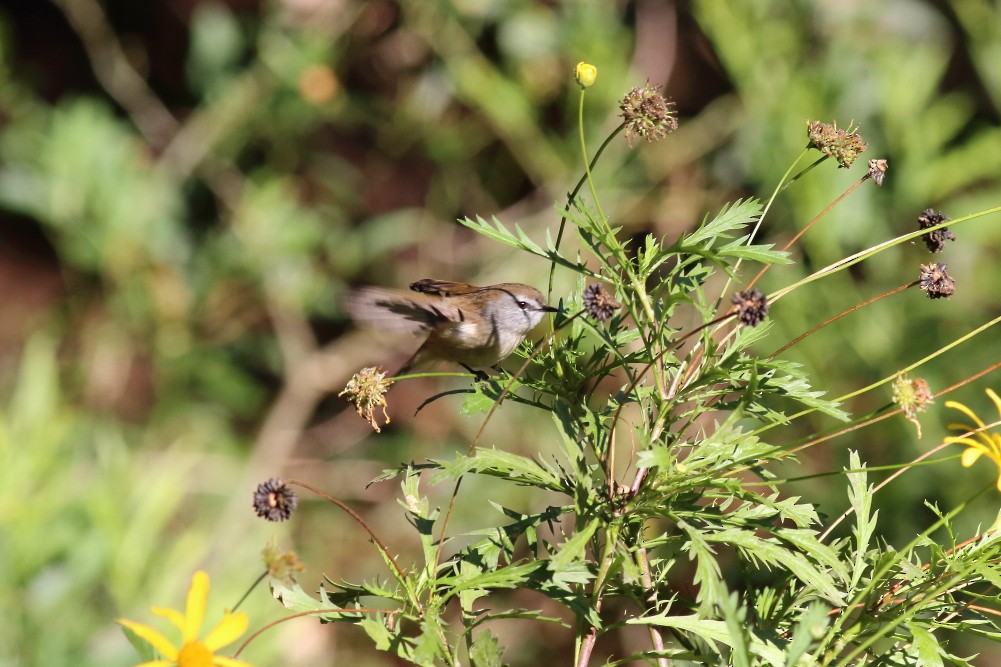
[548,123,625,301]
[231,571,267,612]
[573,87,662,400]
[780,153,828,192]
[578,89,609,229]
[818,483,993,665]
[769,204,1001,304]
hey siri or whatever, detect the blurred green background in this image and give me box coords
[1,1,1000,665]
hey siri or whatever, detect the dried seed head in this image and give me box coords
[917,209,956,253]
[262,537,306,584]
[340,366,393,432]
[918,262,956,299]
[892,374,934,437]
[620,83,678,147]
[732,288,769,327]
[253,478,299,522]
[806,120,867,168]
[583,283,621,322]
[867,159,888,186]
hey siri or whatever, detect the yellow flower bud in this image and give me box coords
[574,62,597,88]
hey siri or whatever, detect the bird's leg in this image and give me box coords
[460,363,489,382]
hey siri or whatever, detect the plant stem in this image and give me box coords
[287,479,422,613]
[769,281,915,358]
[230,571,267,612]
[548,123,624,301]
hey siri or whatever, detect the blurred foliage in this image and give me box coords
[0,0,999,665]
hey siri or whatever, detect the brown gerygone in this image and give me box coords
[346,278,558,375]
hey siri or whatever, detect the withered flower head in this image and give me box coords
[867,158,888,186]
[732,288,769,327]
[253,478,298,522]
[339,366,393,432]
[806,120,867,168]
[620,83,678,147]
[262,537,306,584]
[918,262,956,299]
[892,374,934,437]
[917,208,956,253]
[583,283,622,322]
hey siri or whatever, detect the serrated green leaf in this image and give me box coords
[718,320,774,366]
[461,386,498,414]
[718,237,792,264]
[440,561,546,605]
[755,359,850,422]
[430,447,564,491]
[720,591,751,667]
[551,518,600,571]
[776,528,850,582]
[678,519,725,614]
[684,199,763,248]
[706,529,846,606]
[908,623,944,667]
[413,616,449,667]
[469,630,504,667]
[359,617,398,652]
[784,603,829,667]
[459,215,596,276]
[630,612,787,665]
[847,451,877,593]
[273,579,379,622]
[120,625,158,663]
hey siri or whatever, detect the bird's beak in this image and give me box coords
[541,305,559,313]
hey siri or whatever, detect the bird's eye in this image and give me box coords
[516,300,529,309]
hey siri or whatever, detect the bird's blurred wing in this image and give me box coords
[408,279,482,297]
[344,287,459,335]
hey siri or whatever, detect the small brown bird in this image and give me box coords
[346,279,558,375]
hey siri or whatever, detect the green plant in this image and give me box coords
[214,69,1001,666]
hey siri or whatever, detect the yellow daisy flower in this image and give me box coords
[118,571,254,667]
[944,389,1001,491]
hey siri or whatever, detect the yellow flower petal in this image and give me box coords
[946,421,996,449]
[132,661,173,667]
[961,447,985,467]
[574,62,597,88]
[987,389,1001,418]
[117,618,180,660]
[151,606,185,632]
[213,655,257,667]
[945,400,987,429]
[946,391,1001,492]
[183,571,210,643]
[202,611,249,652]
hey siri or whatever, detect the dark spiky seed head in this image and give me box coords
[917,209,956,253]
[253,478,298,522]
[583,284,621,322]
[918,262,955,299]
[732,288,769,326]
